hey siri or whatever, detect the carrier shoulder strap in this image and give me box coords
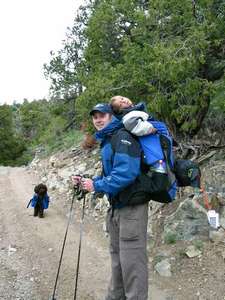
[160,135,176,184]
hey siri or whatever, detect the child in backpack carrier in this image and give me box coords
[110,95,168,174]
[29,184,49,218]
[110,96,201,202]
[110,95,177,203]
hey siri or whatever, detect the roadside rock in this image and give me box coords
[155,259,172,277]
[163,196,209,241]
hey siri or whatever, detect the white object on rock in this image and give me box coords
[207,210,219,229]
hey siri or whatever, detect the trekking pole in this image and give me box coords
[51,187,77,300]
[74,191,86,300]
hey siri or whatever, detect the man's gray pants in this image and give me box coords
[105,203,149,300]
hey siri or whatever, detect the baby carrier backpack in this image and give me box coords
[138,120,201,203]
[138,120,177,203]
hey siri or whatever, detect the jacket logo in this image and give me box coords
[121,139,131,146]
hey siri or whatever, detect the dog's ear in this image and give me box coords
[34,185,39,193]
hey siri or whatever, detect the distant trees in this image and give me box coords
[44,0,225,136]
[0,104,26,165]
[0,98,76,166]
[17,99,71,144]
[18,99,50,140]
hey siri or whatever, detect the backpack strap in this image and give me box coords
[160,135,176,186]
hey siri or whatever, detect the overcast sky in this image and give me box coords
[0,0,84,105]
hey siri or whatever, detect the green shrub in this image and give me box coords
[40,129,83,156]
[164,232,177,244]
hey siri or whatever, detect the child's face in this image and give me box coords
[112,96,133,110]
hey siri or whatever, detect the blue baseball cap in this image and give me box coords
[89,103,112,116]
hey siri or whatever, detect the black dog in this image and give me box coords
[29,184,49,218]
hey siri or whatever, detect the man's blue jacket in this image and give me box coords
[93,117,142,207]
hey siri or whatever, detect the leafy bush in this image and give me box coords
[164,231,177,244]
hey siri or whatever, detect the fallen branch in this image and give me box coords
[196,150,217,164]
[106,84,132,92]
[209,144,225,149]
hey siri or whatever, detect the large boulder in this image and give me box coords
[163,196,209,241]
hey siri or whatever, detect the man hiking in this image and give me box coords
[73,103,150,300]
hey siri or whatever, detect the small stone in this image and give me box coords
[102,222,107,232]
[8,245,17,255]
[92,212,98,218]
[155,259,172,277]
[185,245,201,258]
[209,228,225,243]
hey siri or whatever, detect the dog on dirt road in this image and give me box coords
[28,183,50,218]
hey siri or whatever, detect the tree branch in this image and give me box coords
[106,85,132,92]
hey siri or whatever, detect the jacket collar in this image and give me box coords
[95,116,123,142]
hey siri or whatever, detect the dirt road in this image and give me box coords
[0,167,169,300]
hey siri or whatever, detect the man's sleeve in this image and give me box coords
[93,175,102,181]
[93,131,141,196]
